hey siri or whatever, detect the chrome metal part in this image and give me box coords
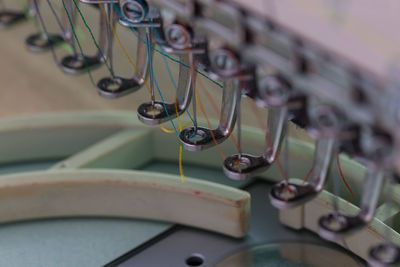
[223,105,288,181]
[179,48,254,151]
[61,1,117,74]
[317,128,393,241]
[179,78,238,151]
[98,1,158,99]
[0,9,25,29]
[269,104,347,209]
[318,166,385,241]
[269,136,336,209]
[369,243,400,267]
[137,22,206,125]
[25,33,64,53]
[25,0,65,53]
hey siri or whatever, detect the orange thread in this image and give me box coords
[302,167,314,184]
[336,154,354,203]
[197,96,226,161]
[197,79,242,153]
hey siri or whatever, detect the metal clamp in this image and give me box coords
[98,1,159,98]
[25,0,65,53]
[0,7,26,29]
[179,49,254,151]
[61,0,117,74]
[137,23,207,125]
[318,165,384,241]
[318,129,392,241]
[369,243,400,267]
[269,104,345,209]
[223,75,291,180]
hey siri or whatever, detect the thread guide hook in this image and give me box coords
[98,1,161,98]
[318,129,393,241]
[223,75,293,181]
[179,48,254,151]
[97,3,160,98]
[369,242,400,267]
[61,0,117,74]
[269,104,347,209]
[25,0,65,53]
[0,7,26,29]
[137,22,205,125]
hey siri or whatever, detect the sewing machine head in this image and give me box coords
[1,0,400,266]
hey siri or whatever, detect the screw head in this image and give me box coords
[262,76,289,106]
[121,0,148,24]
[310,105,341,133]
[165,24,190,50]
[212,49,240,77]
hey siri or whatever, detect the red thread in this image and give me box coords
[302,167,314,184]
[336,154,354,203]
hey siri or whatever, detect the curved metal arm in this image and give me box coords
[269,136,336,209]
[369,242,400,267]
[0,5,26,29]
[98,3,164,98]
[318,166,384,241]
[179,78,238,151]
[98,27,152,98]
[137,52,194,124]
[137,23,206,125]
[61,2,116,74]
[25,0,65,52]
[223,106,288,180]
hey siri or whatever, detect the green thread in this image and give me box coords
[61,0,97,87]
[71,0,114,76]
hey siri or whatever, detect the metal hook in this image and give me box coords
[97,0,162,98]
[25,0,66,53]
[97,1,159,98]
[61,0,117,74]
[178,77,237,151]
[269,104,344,209]
[179,48,252,151]
[223,106,288,180]
[223,75,291,180]
[318,165,384,241]
[368,242,400,267]
[270,136,336,209]
[317,128,393,241]
[137,23,207,125]
[0,4,26,29]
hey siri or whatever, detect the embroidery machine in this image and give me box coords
[0,0,399,266]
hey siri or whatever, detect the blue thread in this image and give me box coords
[61,0,97,86]
[146,37,180,136]
[71,0,114,76]
[151,24,196,127]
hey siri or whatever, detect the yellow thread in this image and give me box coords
[179,145,185,183]
[175,96,186,183]
[159,125,176,134]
